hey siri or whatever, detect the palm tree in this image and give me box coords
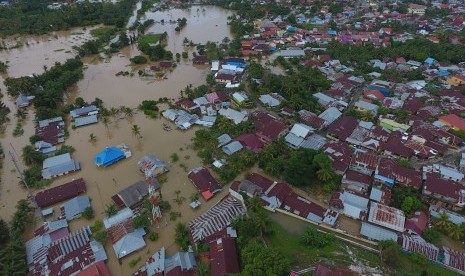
[102,116,110,134]
[448,223,465,240]
[110,107,119,119]
[317,166,335,182]
[436,213,451,231]
[88,133,97,143]
[246,196,263,214]
[22,145,42,166]
[131,124,141,139]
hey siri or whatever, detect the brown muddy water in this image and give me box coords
[0,5,233,275]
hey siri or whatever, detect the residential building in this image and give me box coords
[187,167,222,200]
[368,201,405,232]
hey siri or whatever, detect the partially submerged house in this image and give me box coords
[209,237,241,275]
[111,181,150,209]
[42,153,81,179]
[35,178,87,208]
[187,167,222,201]
[94,144,132,167]
[134,247,197,276]
[60,195,90,221]
[138,155,169,178]
[36,117,65,145]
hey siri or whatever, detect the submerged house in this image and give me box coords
[60,195,91,221]
[138,155,169,178]
[94,144,132,167]
[112,181,150,209]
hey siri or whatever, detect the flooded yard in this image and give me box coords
[0,4,234,275]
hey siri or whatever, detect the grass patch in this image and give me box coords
[137,34,162,48]
[267,221,381,268]
[90,27,118,41]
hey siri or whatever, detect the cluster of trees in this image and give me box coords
[175,17,187,32]
[258,141,339,193]
[0,200,32,275]
[248,66,331,112]
[0,0,135,36]
[138,98,168,118]
[174,222,190,251]
[77,28,134,56]
[137,33,172,60]
[326,38,465,66]
[434,213,465,241]
[232,197,289,275]
[300,228,335,248]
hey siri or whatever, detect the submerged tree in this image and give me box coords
[131,124,142,139]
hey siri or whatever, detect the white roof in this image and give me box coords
[368,201,405,232]
[340,191,369,219]
[290,123,314,138]
[318,107,342,124]
[113,228,146,259]
[103,207,134,229]
[218,108,247,125]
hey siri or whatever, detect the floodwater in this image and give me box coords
[0,4,233,276]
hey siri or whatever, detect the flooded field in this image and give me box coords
[0,4,234,275]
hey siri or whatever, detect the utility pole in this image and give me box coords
[9,149,44,223]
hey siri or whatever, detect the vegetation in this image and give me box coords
[133,215,151,229]
[137,33,172,60]
[0,200,33,276]
[174,222,190,251]
[105,204,118,217]
[130,55,148,64]
[400,196,423,218]
[175,17,187,32]
[0,0,135,36]
[129,256,142,268]
[169,211,182,221]
[300,228,335,248]
[423,228,441,243]
[83,206,94,220]
[131,124,142,139]
[170,153,179,162]
[0,61,8,73]
[94,231,107,243]
[90,220,103,233]
[138,100,160,118]
[148,231,159,242]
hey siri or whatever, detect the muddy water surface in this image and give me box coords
[0,5,234,276]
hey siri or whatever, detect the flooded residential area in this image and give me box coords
[2,0,465,276]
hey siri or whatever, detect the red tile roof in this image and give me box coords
[405,211,428,236]
[246,173,274,191]
[439,114,465,131]
[327,116,358,141]
[343,170,373,186]
[236,133,263,152]
[77,261,111,276]
[188,167,222,200]
[209,237,240,276]
[423,173,462,202]
[35,178,87,208]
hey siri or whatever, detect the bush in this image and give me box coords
[129,257,142,268]
[130,55,148,64]
[424,228,441,243]
[82,206,94,220]
[90,220,103,232]
[149,231,159,241]
[95,231,107,243]
[133,215,150,229]
[159,200,171,211]
[300,228,334,248]
[170,153,179,162]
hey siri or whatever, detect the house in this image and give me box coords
[327,116,358,141]
[300,134,327,150]
[138,155,169,178]
[107,217,146,259]
[376,158,422,189]
[408,3,427,15]
[379,118,410,132]
[36,117,65,145]
[282,192,329,224]
[222,141,243,155]
[218,108,248,124]
[439,114,465,131]
[77,260,111,276]
[285,123,314,149]
[446,75,465,86]
[35,140,57,154]
[443,247,465,272]
[73,115,98,128]
[235,133,263,152]
[330,191,369,220]
[423,173,465,207]
[70,105,99,119]
[16,95,35,108]
[322,142,352,174]
[341,170,372,193]
[277,49,306,58]
[368,201,406,232]
[360,221,398,242]
[188,167,222,200]
[318,107,342,127]
[61,196,90,221]
[405,211,428,236]
[215,73,236,84]
[217,134,232,147]
[134,247,196,276]
[209,237,241,276]
[259,93,283,107]
[111,181,149,209]
[402,235,440,262]
[232,91,251,107]
[192,55,209,64]
[42,153,81,179]
[252,111,288,144]
[370,185,392,205]
[299,110,325,130]
[26,225,107,276]
[189,197,246,242]
[35,178,86,208]
[349,151,379,176]
[313,92,336,106]
[230,179,264,202]
[176,98,198,111]
[94,145,131,167]
[354,101,379,115]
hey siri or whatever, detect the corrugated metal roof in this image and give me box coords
[361,222,398,241]
[74,114,98,127]
[43,153,72,169]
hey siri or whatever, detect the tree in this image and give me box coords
[74,97,85,107]
[88,133,97,143]
[0,219,9,244]
[105,204,117,217]
[436,213,452,231]
[175,222,190,251]
[131,124,142,139]
[379,240,401,268]
[316,166,335,182]
[22,145,44,165]
[401,196,422,216]
[448,223,465,240]
[82,207,94,220]
[424,228,441,243]
[133,215,151,229]
[95,231,107,243]
[241,239,289,276]
[119,33,130,47]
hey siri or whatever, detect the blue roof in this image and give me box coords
[374,174,394,186]
[424,57,437,65]
[437,71,450,76]
[366,85,390,96]
[287,26,296,32]
[327,30,337,35]
[94,147,125,167]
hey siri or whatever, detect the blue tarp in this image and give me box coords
[437,71,450,76]
[424,57,437,65]
[327,30,337,36]
[225,61,246,68]
[374,174,394,186]
[94,147,125,167]
[287,26,296,32]
[366,85,390,96]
